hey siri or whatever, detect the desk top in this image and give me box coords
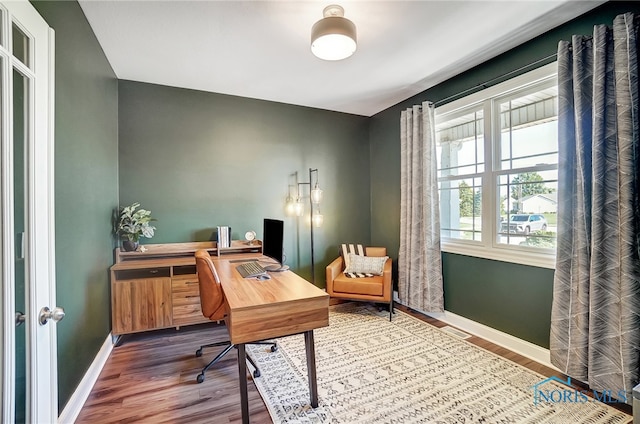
[213,254,330,344]
[215,255,328,310]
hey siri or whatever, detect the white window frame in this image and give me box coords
[436,62,557,269]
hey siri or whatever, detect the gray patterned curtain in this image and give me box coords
[399,102,444,312]
[550,12,640,402]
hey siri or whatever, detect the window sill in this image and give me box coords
[441,240,556,269]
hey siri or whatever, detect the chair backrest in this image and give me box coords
[340,244,388,269]
[365,247,387,257]
[194,249,225,321]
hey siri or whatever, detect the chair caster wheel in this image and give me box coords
[253,369,261,378]
[196,348,202,357]
[270,345,278,352]
[196,373,205,384]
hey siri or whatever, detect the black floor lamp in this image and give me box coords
[290,168,323,285]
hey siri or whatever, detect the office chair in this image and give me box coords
[194,249,277,384]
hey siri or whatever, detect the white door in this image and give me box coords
[0,1,57,423]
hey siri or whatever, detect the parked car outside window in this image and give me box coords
[500,214,547,235]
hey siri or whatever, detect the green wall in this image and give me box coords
[31,1,119,412]
[442,254,555,346]
[370,1,640,348]
[118,81,371,284]
[26,0,640,414]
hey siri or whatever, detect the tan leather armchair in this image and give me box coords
[326,246,393,320]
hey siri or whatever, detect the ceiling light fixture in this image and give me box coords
[311,5,357,61]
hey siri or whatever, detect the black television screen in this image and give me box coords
[262,218,288,271]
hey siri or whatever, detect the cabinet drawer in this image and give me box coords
[173,304,207,326]
[115,268,170,280]
[174,316,208,326]
[172,276,200,295]
[174,265,196,276]
[172,275,205,324]
[173,293,201,307]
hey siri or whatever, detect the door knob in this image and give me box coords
[39,306,65,325]
[15,311,25,327]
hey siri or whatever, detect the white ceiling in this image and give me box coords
[77,1,605,117]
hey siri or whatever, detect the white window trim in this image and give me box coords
[437,62,557,270]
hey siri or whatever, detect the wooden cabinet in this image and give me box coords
[112,273,172,334]
[110,241,262,336]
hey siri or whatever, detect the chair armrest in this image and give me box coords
[382,258,392,301]
[325,256,344,293]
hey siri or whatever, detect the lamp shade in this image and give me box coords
[295,199,305,217]
[311,184,323,204]
[312,212,324,228]
[285,196,296,216]
[311,5,357,61]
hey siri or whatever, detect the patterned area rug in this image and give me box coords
[247,303,632,423]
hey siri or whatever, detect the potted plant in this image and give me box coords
[115,202,156,251]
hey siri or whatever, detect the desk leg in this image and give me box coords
[304,330,319,408]
[237,343,249,424]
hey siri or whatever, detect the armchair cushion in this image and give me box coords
[332,274,385,296]
[344,253,388,276]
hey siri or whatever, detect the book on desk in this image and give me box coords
[217,225,231,248]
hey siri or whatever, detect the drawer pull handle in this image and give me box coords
[186,281,198,285]
[149,270,159,274]
[186,295,199,299]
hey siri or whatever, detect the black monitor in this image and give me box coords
[262,218,289,272]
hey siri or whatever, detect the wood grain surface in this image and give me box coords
[214,255,329,344]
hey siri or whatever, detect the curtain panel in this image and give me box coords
[399,102,444,313]
[550,12,640,401]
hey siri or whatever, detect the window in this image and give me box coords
[435,63,558,268]
[437,109,484,242]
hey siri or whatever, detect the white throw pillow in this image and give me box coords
[344,253,388,276]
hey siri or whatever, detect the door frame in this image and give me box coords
[0,0,56,422]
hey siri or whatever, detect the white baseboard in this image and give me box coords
[420,309,559,371]
[58,333,113,424]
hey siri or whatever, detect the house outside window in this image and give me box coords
[435,63,558,269]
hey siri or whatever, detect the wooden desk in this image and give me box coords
[213,254,329,424]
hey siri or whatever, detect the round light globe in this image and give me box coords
[311,32,356,61]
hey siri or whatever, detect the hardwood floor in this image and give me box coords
[75,302,632,423]
[75,322,271,424]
